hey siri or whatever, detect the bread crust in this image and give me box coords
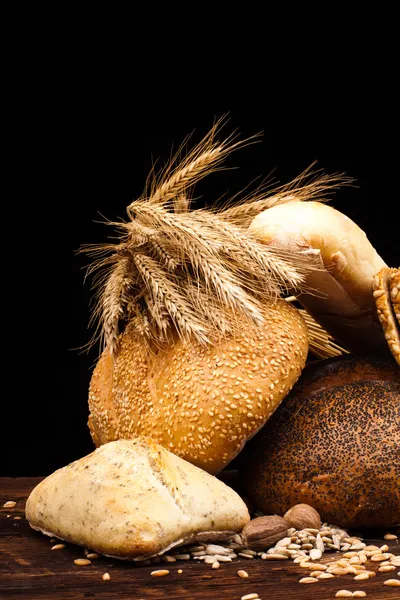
[241,376,400,528]
[26,438,250,560]
[373,267,400,365]
[88,300,308,473]
[287,353,400,401]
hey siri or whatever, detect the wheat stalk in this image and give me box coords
[131,204,267,322]
[127,116,260,215]
[219,164,355,227]
[184,283,234,338]
[100,256,133,353]
[284,297,349,359]
[191,211,306,292]
[82,122,352,354]
[123,221,179,271]
[133,253,210,345]
[302,309,349,359]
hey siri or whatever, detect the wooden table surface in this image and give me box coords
[1,478,399,600]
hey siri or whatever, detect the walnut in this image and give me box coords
[283,503,321,530]
[241,515,289,550]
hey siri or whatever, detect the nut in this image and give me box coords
[283,503,321,530]
[241,515,288,551]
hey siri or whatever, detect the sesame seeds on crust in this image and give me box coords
[88,299,308,473]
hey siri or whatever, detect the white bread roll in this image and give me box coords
[26,438,250,560]
[249,201,388,353]
[88,300,308,474]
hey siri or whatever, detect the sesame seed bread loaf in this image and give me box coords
[26,438,250,560]
[240,357,400,528]
[249,201,389,354]
[88,300,308,474]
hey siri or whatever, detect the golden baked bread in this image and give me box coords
[239,357,400,528]
[88,300,308,474]
[391,269,400,328]
[249,201,389,354]
[373,267,400,365]
[26,438,250,560]
[83,125,363,473]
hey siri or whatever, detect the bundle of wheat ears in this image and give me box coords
[83,120,349,360]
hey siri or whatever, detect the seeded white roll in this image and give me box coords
[249,201,388,354]
[26,438,250,560]
[88,299,308,474]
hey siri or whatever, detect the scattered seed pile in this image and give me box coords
[3,498,400,599]
[35,510,400,586]
[149,523,400,577]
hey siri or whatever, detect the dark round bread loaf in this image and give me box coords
[240,376,400,529]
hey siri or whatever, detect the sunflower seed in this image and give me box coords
[383,579,400,586]
[238,569,249,578]
[309,549,322,561]
[354,573,369,581]
[315,534,325,554]
[163,555,176,563]
[206,544,230,555]
[379,565,396,572]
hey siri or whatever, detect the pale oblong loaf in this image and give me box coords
[88,300,308,474]
[249,201,388,353]
[26,438,250,560]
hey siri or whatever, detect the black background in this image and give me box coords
[3,22,399,476]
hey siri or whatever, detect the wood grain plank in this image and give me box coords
[1,478,399,599]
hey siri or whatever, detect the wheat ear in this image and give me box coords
[131,204,266,322]
[83,123,352,353]
[219,164,355,227]
[127,116,260,214]
[191,211,306,292]
[133,253,210,345]
[100,256,133,354]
